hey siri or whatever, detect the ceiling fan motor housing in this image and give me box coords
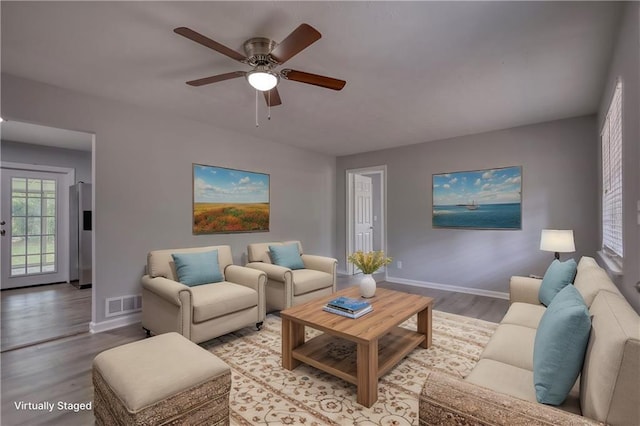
[243,37,277,67]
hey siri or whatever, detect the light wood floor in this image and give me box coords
[0,277,508,425]
[1,283,92,352]
[338,275,510,323]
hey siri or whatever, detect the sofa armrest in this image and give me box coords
[245,262,292,282]
[141,275,190,306]
[225,264,266,289]
[420,371,604,426]
[301,254,337,276]
[141,275,194,338]
[225,265,267,321]
[509,276,543,305]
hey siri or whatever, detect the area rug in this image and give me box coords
[202,311,497,425]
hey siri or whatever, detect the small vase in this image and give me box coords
[359,274,376,298]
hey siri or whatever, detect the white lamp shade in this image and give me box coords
[247,71,278,91]
[540,229,576,253]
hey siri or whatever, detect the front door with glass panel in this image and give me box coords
[1,168,67,288]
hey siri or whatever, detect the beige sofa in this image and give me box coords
[141,245,266,344]
[420,257,640,425]
[246,241,337,312]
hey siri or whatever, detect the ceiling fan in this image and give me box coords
[174,23,346,107]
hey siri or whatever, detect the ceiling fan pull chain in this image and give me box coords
[268,91,271,120]
[255,90,259,127]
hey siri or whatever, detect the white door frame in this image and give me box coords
[346,165,387,275]
[1,161,74,286]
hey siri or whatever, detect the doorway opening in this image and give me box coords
[0,120,95,352]
[346,165,387,275]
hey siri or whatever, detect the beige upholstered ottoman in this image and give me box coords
[93,332,230,425]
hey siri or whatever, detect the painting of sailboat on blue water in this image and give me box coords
[432,166,522,229]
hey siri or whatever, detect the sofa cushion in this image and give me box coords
[465,358,582,415]
[533,285,591,405]
[269,243,305,270]
[248,241,303,264]
[147,245,233,281]
[172,250,223,287]
[576,256,599,270]
[539,259,577,306]
[580,291,640,425]
[479,324,536,371]
[291,269,334,296]
[191,282,257,323]
[500,302,546,329]
[573,257,623,307]
[466,358,536,402]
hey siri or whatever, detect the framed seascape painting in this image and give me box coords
[193,164,270,234]
[432,166,522,230]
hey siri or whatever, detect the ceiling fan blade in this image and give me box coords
[186,71,246,86]
[281,69,346,91]
[263,87,282,107]
[174,27,247,63]
[269,24,321,64]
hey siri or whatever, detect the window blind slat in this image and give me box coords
[601,80,623,258]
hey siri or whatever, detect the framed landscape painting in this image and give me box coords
[432,166,522,229]
[193,164,270,234]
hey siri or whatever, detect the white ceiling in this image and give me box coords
[1,1,622,156]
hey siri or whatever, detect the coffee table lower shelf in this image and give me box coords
[291,326,426,387]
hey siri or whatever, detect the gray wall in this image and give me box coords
[2,74,336,327]
[1,140,92,183]
[597,2,639,312]
[337,116,598,295]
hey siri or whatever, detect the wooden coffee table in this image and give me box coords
[280,286,433,407]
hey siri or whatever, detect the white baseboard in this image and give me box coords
[90,312,141,334]
[385,275,509,300]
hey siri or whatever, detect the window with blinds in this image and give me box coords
[601,80,623,259]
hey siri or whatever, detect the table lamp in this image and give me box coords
[540,229,575,260]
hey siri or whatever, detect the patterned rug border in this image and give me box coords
[203,310,498,426]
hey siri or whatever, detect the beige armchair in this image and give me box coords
[246,241,337,312]
[141,245,266,344]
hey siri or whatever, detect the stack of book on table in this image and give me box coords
[323,296,373,319]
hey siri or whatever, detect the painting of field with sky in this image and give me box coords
[432,166,521,229]
[193,164,269,233]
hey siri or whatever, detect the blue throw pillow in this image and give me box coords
[533,285,591,405]
[171,250,223,286]
[538,258,577,306]
[269,243,305,270]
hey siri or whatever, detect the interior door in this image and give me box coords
[1,167,67,288]
[354,174,373,272]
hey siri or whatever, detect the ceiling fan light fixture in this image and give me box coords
[246,70,279,91]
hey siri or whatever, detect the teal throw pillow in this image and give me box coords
[269,243,305,270]
[533,284,591,405]
[171,250,223,286]
[538,258,577,306]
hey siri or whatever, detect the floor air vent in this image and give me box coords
[105,294,142,318]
